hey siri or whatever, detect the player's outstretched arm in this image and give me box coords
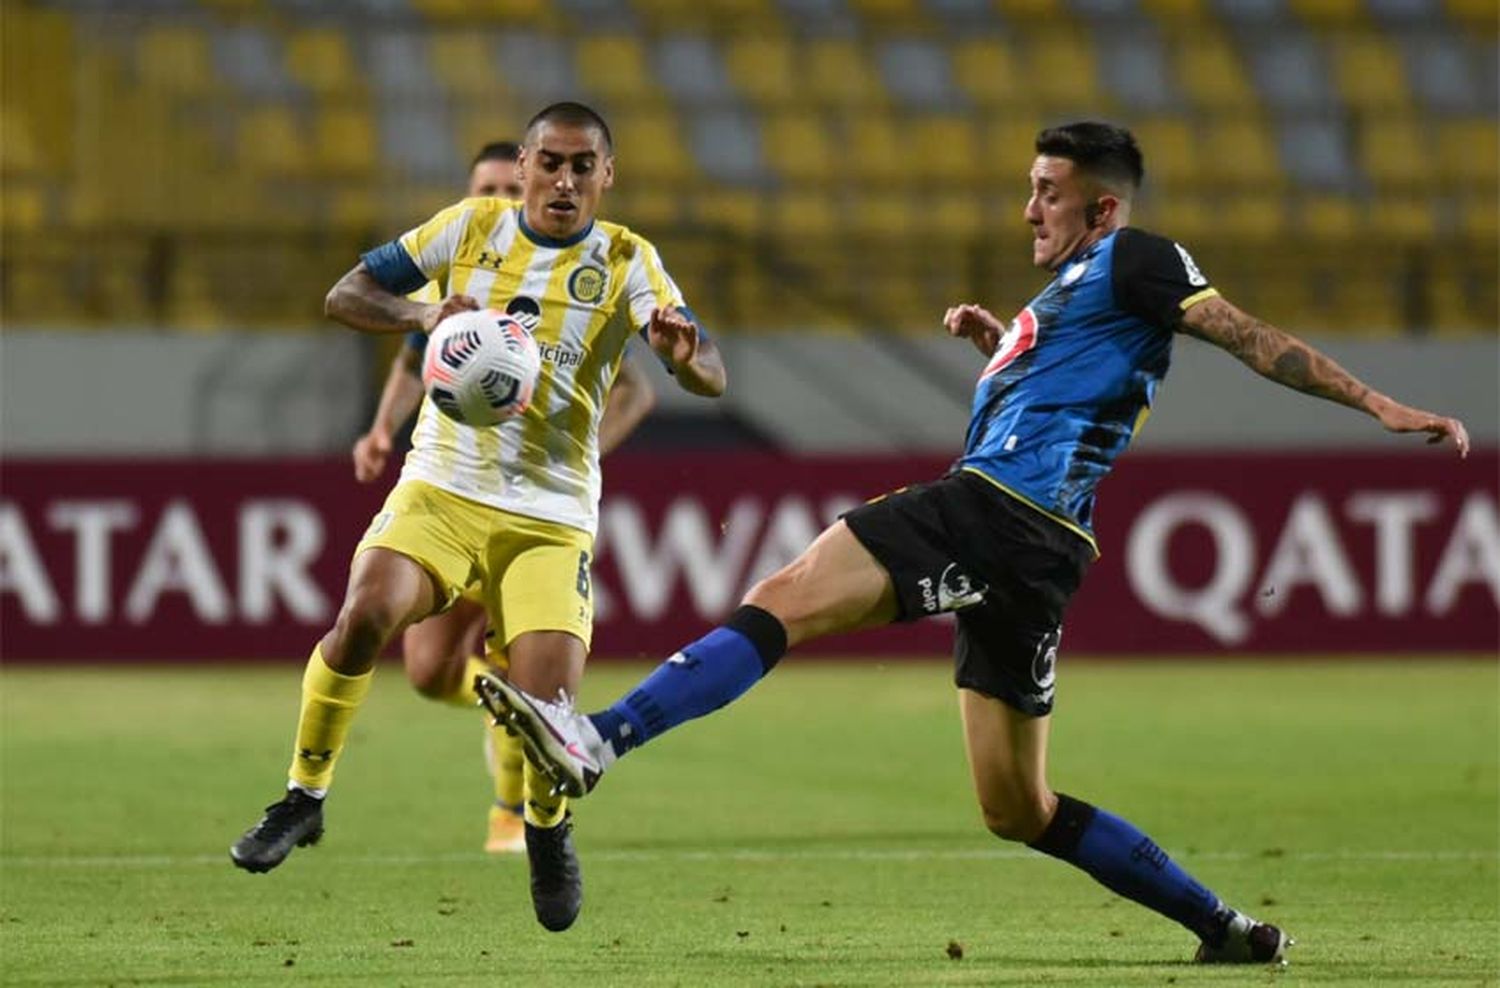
[943,303,1004,357]
[598,355,657,456]
[324,263,478,336]
[1180,296,1470,457]
[647,306,727,397]
[351,343,425,483]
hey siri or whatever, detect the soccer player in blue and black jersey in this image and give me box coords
[481,122,1471,961]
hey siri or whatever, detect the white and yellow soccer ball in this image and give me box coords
[421,309,541,426]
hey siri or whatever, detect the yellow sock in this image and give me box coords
[287,644,373,795]
[523,755,568,828]
[438,655,491,708]
[490,722,526,811]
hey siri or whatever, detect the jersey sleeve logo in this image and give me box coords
[1173,243,1208,287]
[980,305,1039,381]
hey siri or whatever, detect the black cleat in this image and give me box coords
[525,814,583,932]
[230,789,324,873]
[1195,911,1294,965]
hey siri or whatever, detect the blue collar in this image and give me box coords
[517,207,595,248]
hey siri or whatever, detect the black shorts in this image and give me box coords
[843,470,1093,717]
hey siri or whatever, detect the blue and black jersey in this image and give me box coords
[959,228,1218,552]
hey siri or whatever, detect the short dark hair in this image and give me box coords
[470,141,520,168]
[1035,122,1144,192]
[524,101,613,153]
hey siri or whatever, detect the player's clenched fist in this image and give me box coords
[421,294,481,333]
[351,429,392,483]
[646,306,699,370]
[944,303,1004,358]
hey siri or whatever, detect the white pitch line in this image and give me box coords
[0,848,1495,869]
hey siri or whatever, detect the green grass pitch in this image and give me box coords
[2,659,1496,986]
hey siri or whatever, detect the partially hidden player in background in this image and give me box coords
[232,102,725,935]
[484,122,1471,959]
[349,140,657,855]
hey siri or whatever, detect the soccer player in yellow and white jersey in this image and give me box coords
[231,102,726,934]
[350,139,656,857]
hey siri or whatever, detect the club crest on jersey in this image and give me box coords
[980,306,1039,381]
[505,295,542,332]
[567,266,608,304]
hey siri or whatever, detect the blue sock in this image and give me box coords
[1029,794,1230,941]
[589,605,788,758]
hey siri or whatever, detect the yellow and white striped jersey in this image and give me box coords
[394,197,684,535]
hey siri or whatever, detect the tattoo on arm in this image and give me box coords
[1180,298,1377,413]
[324,265,428,335]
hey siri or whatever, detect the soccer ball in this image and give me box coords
[421,309,541,426]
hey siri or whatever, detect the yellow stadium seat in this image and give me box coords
[238,107,309,176]
[612,110,698,183]
[931,193,985,239]
[1139,0,1207,18]
[311,106,376,176]
[1,183,44,230]
[724,35,799,106]
[428,32,504,98]
[762,110,835,184]
[1435,119,1500,189]
[5,6,74,170]
[453,105,526,163]
[769,191,838,239]
[1197,119,1283,187]
[952,39,1021,109]
[1219,194,1286,243]
[691,189,763,234]
[285,29,360,95]
[0,106,39,173]
[414,0,547,19]
[1427,271,1490,333]
[1131,117,1197,188]
[1444,0,1499,33]
[138,25,216,94]
[574,35,659,104]
[323,187,374,229]
[1299,195,1359,241]
[611,188,680,229]
[1368,198,1435,242]
[1328,263,1403,334]
[1020,31,1105,112]
[1331,34,1410,111]
[807,39,885,107]
[908,116,983,186]
[849,191,914,238]
[1359,119,1428,189]
[1173,33,1257,110]
[847,0,928,25]
[1141,196,1211,241]
[1458,197,1498,245]
[994,0,1068,19]
[847,116,904,185]
[982,115,1047,188]
[1287,0,1365,25]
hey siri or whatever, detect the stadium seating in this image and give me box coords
[0,0,1494,336]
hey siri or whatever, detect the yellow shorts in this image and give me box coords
[355,480,594,650]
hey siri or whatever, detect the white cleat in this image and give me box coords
[473,672,606,798]
[1195,911,1295,965]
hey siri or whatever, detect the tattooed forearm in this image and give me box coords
[1180,298,1380,414]
[324,265,430,335]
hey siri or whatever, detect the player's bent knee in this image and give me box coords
[403,647,454,699]
[328,589,409,666]
[978,795,1052,843]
